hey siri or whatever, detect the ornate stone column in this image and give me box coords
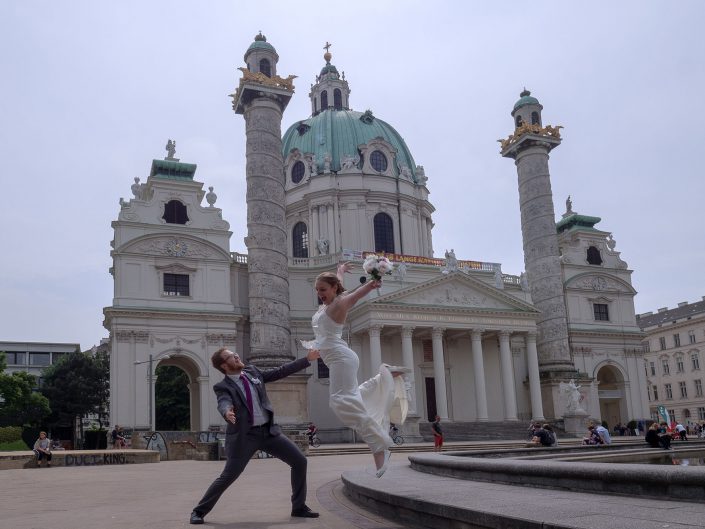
[368,325,383,374]
[401,326,417,414]
[326,203,335,253]
[470,329,489,421]
[431,327,448,420]
[197,376,211,430]
[498,330,518,421]
[525,332,545,421]
[232,51,295,368]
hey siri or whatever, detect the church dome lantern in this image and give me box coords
[511,89,543,128]
[244,32,279,78]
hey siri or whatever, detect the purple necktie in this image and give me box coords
[241,376,254,425]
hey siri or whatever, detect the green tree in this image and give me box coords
[155,365,190,431]
[41,351,109,446]
[0,352,51,427]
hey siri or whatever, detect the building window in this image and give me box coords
[370,150,388,172]
[586,246,602,265]
[333,88,342,110]
[669,408,676,421]
[689,331,696,344]
[320,90,328,109]
[684,408,691,420]
[665,383,673,399]
[676,357,684,373]
[163,273,190,297]
[259,58,271,77]
[673,333,681,347]
[698,407,705,420]
[647,385,651,401]
[292,222,308,258]
[163,200,189,225]
[692,353,701,370]
[650,361,656,376]
[679,381,688,398]
[373,212,394,253]
[643,341,650,353]
[659,337,666,350]
[593,303,609,321]
[531,111,540,125]
[662,359,670,375]
[695,379,703,397]
[515,115,523,127]
[652,385,659,400]
[317,358,329,379]
[30,353,50,366]
[4,351,26,365]
[291,161,305,184]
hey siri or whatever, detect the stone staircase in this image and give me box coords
[417,421,539,442]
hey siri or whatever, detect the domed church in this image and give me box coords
[105,34,650,441]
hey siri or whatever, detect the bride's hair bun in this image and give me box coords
[315,271,345,295]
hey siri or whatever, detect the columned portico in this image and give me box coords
[368,325,383,374]
[498,330,518,421]
[401,326,417,414]
[431,327,449,420]
[470,329,489,421]
[525,332,545,421]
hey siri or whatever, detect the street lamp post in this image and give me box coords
[134,354,170,431]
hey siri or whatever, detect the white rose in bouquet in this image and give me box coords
[363,255,394,281]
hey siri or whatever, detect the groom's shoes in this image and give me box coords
[291,505,320,518]
[189,511,205,524]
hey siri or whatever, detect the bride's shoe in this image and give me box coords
[375,449,391,478]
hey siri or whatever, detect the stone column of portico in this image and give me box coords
[326,203,335,252]
[525,332,545,421]
[368,325,383,374]
[470,329,489,421]
[310,206,319,254]
[431,327,449,420]
[498,330,519,421]
[401,326,417,414]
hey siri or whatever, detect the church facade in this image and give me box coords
[104,35,649,437]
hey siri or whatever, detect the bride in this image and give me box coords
[302,263,408,477]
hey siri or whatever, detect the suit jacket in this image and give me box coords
[215,357,311,448]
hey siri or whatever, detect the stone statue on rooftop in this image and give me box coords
[565,195,573,215]
[166,139,176,160]
[444,249,458,272]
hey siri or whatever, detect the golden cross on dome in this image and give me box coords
[323,41,332,52]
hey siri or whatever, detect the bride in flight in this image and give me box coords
[302,262,408,478]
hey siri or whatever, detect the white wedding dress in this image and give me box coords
[302,306,407,454]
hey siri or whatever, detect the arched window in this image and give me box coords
[370,150,388,172]
[259,58,271,77]
[531,111,540,125]
[314,98,318,114]
[291,161,305,184]
[163,200,188,224]
[334,89,342,110]
[292,222,308,258]
[586,246,603,265]
[515,115,523,127]
[374,212,394,253]
[320,90,328,109]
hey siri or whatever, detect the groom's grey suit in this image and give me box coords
[193,357,311,516]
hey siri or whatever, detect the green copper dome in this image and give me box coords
[244,33,277,61]
[320,63,339,77]
[513,89,540,111]
[282,109,417,178]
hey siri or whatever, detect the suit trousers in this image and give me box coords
[194,425,307,515]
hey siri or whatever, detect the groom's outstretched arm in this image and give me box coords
[260,350,320,383]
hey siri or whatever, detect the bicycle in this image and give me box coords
[308,434,321,448]
[390,428,404,446]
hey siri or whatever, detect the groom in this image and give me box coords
[190,348,321,524]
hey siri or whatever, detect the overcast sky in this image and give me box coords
[1,1,703,350]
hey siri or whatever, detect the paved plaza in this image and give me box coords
[2,447,705,529]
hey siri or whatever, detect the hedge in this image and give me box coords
[0,426,22,443]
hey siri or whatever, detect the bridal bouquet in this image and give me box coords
[363,255,394,281]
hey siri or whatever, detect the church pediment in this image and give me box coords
[118,235,231,260]
[368,272,539,313]
[565,272,636,294]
